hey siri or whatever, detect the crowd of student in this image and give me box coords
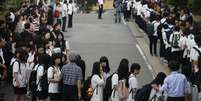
[0,0,77,101]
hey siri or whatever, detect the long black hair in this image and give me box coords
[150,72,166,85]
[117,58,129,80]
[38,54,51,70]
[100,56,110,73]
[92,62,101,77]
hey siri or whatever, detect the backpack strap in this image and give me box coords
[193,47,201,56]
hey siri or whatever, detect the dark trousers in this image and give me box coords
[167,97,185,101]
[160,38,166,58]
[63,84,78,101]
[62,16,67,31]
[149,35,158,55]
[68,14,73,28]
[98,4,103,19]
[49,93,61,101]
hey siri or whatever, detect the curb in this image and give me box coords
[127,21,170,76]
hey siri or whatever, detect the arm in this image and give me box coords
[13,62,20,87]
[77,68,83,99]
[48,67,60,83]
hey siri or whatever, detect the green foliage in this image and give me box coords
[188,0,201,14]
[85,0,97,12]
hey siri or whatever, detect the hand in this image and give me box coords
[16,81,20,88]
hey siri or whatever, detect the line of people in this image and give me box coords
[0,0,77,100]
[128,0,201,100]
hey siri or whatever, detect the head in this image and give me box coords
[151,72,166,85]
[54,23,61,31]
[130,63,141,75]
[69,52,78,63]
[51,53,62,65]
[100,56,110,73]
[24,23,31,30]
[168,60,180,71]
[92,62,102,76]
[117,58,129,80]
[0,37,6,48]
[57,33,64,41]
[15,48,28,63]
[38,54,51,69]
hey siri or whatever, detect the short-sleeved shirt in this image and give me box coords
[61,63,82,85]
[37,65,44,91]
[48,66,61,93]
[13,62,28,88]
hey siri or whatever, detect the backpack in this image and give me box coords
[29,65,40,92]
[117,80,129,100]
[82,76,93,101]
[8,60,20,82]
[54,10,60,18]
[103,73,116,101]
[146,23,155,36]
[134,84,152,101]
[39,69,49,92]
[157,23,164,39]
[192,47,201,92]
[171,32,181,48]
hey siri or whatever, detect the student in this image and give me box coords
[100,56,110,80]
[90,62,105,101]
[127,63,141,101]
[48,53,62,101]
[13,48,28,101]
[111,59,129,101]
[149,72,166,101]
[36,54,51,101]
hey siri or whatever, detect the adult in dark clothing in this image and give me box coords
[19,23,34,46]
[75,55,86,82]
[47,5,54,26]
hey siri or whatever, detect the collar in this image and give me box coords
[170,71,178,75]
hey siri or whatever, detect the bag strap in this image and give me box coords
[193,47,201,56]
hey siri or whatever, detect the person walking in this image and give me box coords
[154,60,191,101]
[90,62,105,101]
[98,0,104,19]
[67,0,74,28]
[61,52,82,101]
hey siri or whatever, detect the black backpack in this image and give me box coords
[29,65,40,92]
[7,60,20,82]
[192,47,201,92]
[82,76,93,101]
[103,73,116,101]
[39,70,49,92]
[134,84,152,101]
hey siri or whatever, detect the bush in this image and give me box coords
[188,0,201,14]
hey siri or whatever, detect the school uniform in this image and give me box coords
[90,74,104,101]
[127,74,138,101]
[98,0,104,19]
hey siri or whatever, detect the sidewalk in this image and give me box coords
[127,21,170,76]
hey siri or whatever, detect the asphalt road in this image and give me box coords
[65,10,153,86]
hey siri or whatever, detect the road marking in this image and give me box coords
[136,44,155,78]
[122,16,127,25]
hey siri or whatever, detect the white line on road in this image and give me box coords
[136,44,155,78]
[122,16,127,25]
